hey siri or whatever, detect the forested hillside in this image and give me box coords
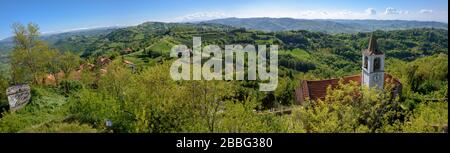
[0,21,447,133]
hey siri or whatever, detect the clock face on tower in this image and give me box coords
[374,74,379,81]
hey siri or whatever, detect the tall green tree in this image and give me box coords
[10,23,51,84]
[42,50,82,95]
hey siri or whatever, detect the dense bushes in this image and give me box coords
[397,101,448,133]
[386,54,448,99]
[279,54,316,72]
[0,74,8,109]
[58,80,83,95]
[19,122,97,133]
[282,81,447,133]
[61,62,279,133]
[0,87,66,132]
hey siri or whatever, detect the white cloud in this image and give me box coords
[385,7,400,15]
[299,10,316,17]
[167,7,447,23]
[365,8,376,15]
[295,9,377,19]
[384,7,409,15]
[419,9,433,14]
[338,10,353,15]
[298,10,354,18]
[171,11,228,22]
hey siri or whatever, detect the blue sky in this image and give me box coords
[0,0,448,39]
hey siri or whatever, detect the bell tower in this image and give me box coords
[362,33,384,89]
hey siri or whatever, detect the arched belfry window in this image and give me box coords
[364,56,368,69]
[374,57,381,71]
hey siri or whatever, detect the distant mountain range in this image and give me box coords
[202,17,448,33]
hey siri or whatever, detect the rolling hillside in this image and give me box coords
[202,17,448,33]
[0,26,122,54]
[0,21,447,133]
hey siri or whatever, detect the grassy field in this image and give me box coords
[279,48,311,59]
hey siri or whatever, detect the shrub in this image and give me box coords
[19,122,97,133]
[58,79,83,95]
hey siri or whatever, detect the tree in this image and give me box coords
[10,23,52,84]
[57,51,81,93]
[44,49,62,85]
[0,73,8,106]
[59,51,81,79]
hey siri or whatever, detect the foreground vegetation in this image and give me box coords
[0,22,447,133]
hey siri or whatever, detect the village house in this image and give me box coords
[40,71,65,85]
[39,56,136,85]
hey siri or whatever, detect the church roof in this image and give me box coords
[364,33,383,55]
[295,73,402,105]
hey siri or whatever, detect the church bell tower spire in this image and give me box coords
[362,33,385,89]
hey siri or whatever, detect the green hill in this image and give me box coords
[202,17,448,33]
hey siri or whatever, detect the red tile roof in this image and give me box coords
[295,73,402,105]
[40,71,65,85]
